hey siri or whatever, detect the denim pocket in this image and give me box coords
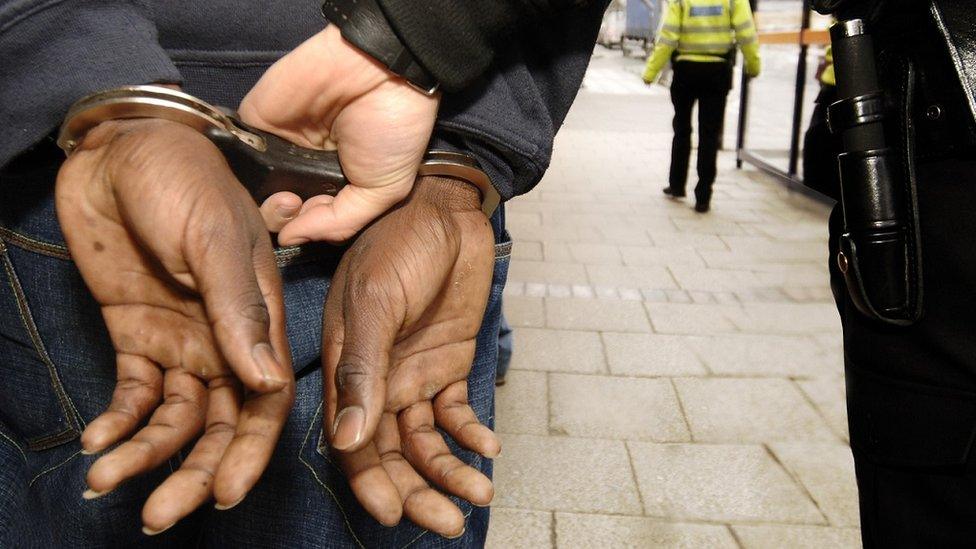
[0,234,84,450]
[298,404,454,548]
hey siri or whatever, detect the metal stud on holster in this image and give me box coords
[828,20,922,325]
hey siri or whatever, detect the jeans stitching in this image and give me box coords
[0,423,27,464]
[0,226,71,261]
[0,224,330,268]
[298,402,366,549]
[28,449,81,486]
[0,239,83,450]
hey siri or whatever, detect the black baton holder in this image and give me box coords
[828,20,922,326]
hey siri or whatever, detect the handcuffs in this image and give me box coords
[57,85,499,217]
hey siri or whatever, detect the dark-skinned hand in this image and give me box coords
[56,118,295,535]
[319,176,501,538]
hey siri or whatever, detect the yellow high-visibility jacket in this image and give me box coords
[821,45,835,86]
[642,0,761,83]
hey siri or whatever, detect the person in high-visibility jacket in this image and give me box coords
[642,0,761,213]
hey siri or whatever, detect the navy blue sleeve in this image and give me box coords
[0,1,181,168]
[430,1,607,200]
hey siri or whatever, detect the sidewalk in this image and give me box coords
[484,48,859,548]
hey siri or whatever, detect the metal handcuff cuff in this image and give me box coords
[56,85,500,217]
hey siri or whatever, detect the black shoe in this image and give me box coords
[663,187,686,198]
[694,201,710,213]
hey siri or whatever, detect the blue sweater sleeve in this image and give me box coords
[0,1,182,168]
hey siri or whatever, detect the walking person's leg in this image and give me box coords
[667,66,695,197]
[694,89,729,211]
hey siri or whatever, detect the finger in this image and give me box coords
[81,354,163,454]
[336,429,402,526]
[328,269,402,452]
[259,192,302,233]
[277,183,410,245]
[375,414,465,538]
[400,402,494,507]
[185,212,289,393]
[211,379,294,508]
[320,257,349,453]
[298,194,335,216]
[212,238,295,508]
[385,341,474,412]
[141,377,240,535]
[85,369,207,497]
[434,381,501,459]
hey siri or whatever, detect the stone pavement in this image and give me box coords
[484,47,860,548]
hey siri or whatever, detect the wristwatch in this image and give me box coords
[56,85,499,216]
[321,0,439,95]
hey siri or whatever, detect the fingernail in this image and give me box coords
[275,204,299,220]
[82,489,109,500]
[331,406,365,450]
[142,523,175,536]
[251,343,286,386]
[215,496,245,511]
[80,448,97,456]
[445,527,466,540]
[286,237,310,246]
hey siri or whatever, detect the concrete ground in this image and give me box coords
[484,47,860,548]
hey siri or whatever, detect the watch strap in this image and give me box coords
[321,0,439,94]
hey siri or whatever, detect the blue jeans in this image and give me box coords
[0,160,512,548]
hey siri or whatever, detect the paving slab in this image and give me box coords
[485,508,553,549]
[585,264,677,289]
[729,302,841,334]
[509,260,589,285]
[619,245,705,267]
[549,374,690,441]
[493,434,643,514]
[555,513,737,548]
[644,302,740,335]
[512,240,544,261]
[602,332,707,377]
[545,298,650,332]
[796,377,850,441]
[509,328,606,374]
[674,378,837,443]
[495,370,549,435]
[733,525,862,548]
[770,443,860,527]
[504,296,546,328]
[689,334,842,378]
[628,442,826,524]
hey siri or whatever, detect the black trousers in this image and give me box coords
[802,85,841,200]
[668,61,731,205]
[829,157,976,548]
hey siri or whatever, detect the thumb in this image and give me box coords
[329,273,402,452]
[185,218,290,394]
[278,182,411,244]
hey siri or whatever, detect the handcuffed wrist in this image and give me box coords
[413,176,482,213]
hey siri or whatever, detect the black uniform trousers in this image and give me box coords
[667,60,732,205]
[829,156,976,548]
